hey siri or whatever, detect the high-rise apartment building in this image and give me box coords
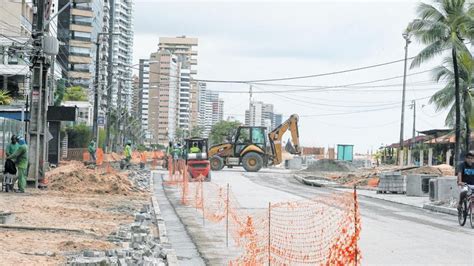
[245,101,282,130]
[198,83,224,138]
[178,66,191,131]
[158,36,198,74]
[158,36,199,131]
[149,50,178,145]
[57,0,105,90]
[0,0,33,98]
[110,0,134,110]
[137,58,151,140]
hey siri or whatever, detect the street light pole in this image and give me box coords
[399,30,411,166]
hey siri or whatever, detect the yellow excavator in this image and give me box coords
[208,114,301,172]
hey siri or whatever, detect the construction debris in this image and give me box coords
[306,159,357,172]
[46,161,151,195]
[67,204,168,266]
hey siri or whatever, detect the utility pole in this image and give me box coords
[93,35,101,145]
[113,80,123,152]
[29,0,49,188]
[105,0,116,152]
[411,100,416,148]
[398,30,410,166]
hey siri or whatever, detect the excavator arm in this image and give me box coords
[268,114,301,165]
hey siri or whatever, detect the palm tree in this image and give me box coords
[0,90,13,105]
[430,51,473,151]
[409,0,474,165]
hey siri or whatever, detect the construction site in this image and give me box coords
[1,113,473,265]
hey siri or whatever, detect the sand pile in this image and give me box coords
[403,166,440,176]
[47,161,138,195]
[306,159,357,172]
[433,164,455,176]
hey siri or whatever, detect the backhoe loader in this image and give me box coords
[208,114,301,172]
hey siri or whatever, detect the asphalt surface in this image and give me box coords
[159,167,474,265]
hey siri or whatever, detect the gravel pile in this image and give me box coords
[68,204,169,266]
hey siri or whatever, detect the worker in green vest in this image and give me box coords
[7,137,28,193]
[88,140,96,163]
[124,140,132,163]
[189,142,201,153]
[6,135,19,157]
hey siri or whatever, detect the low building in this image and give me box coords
[63,101,93,126]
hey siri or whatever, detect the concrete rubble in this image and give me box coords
[67,204,169,266]
[128,169,151,192]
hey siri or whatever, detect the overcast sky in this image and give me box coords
[133,0,452,153]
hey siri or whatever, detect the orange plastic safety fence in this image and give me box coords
[82,152,90,162]
[164,170,361,265]
[96,148,104,165]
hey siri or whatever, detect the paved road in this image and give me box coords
[162,168,474,265]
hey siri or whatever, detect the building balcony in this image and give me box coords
[71,8,93,17]
[69,55,92,64]
[68,71,92,79]
[71,24,93,32]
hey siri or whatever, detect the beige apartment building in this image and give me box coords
[158,36,199,131]
[149,49,179,146]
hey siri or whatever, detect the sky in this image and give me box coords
[133,0,452,153]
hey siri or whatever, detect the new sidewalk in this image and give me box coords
[294,175,457,216]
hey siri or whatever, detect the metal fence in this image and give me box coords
[65,148,87,161]
[0,117,25,172]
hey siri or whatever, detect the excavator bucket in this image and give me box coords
[285,138,297,154]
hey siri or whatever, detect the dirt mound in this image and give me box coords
[433,164,455,176]
[306,159,357,172]
[402,166,442,176]
[47,161,137,195]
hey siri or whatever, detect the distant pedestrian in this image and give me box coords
[88,140,96,163]
[7,137,28,193]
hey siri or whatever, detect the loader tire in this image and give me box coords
[210,156,224,171]
[242,152,263,172]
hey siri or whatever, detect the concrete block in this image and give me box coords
[406,174,437,197]
[430,176,459,202]
[286,157,303,170]
[378,172,406,193]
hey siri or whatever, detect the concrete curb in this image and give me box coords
[150,172,179,266]
[422,203,457,216]
[295,175,458,216]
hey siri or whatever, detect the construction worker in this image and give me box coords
[173,143,182,159]
[190,142,201,153]
[6,135,19,157]
[124,140,133,164]
[7,137,28,193]
[88,140,96,163]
